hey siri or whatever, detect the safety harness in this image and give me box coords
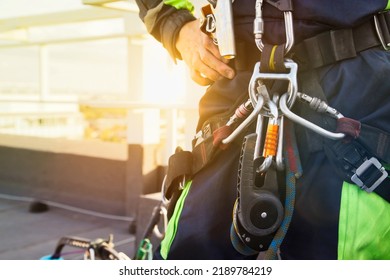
[158,0,390,259]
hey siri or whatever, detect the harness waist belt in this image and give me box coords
[292,11,390,70]
[233,11,390,72]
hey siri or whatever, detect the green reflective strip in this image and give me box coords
[163,0,194,12]
[386,1,390,10]
[160,181,192,259]
[338,181,390,260]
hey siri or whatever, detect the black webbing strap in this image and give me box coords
[164,150,193,200]
[291,12,389,70]
[265,0,293,11]
[163,132,234,216]
[358,123,390,163]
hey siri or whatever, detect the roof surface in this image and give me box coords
[0,196,135,260]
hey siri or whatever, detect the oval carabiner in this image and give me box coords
[153,205,168,240]
[279,93,345,140]
[254,0,294,54]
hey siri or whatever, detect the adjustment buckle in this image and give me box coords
[351,157,388,193]
[374,12,390,51]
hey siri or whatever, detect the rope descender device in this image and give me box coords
[229,0,299,256]
[230,59,298,255]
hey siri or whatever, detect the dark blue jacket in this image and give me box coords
[135,0,389,58]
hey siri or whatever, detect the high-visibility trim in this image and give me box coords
[160,181,192,259]
[386,1,390,10]
[163,0,194,12]
[338,181,390,260]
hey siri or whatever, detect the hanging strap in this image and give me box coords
[164,150,193,201]
[260,44,287,73]
[265,0,293,11]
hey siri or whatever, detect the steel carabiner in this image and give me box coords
[255,99,280,173]
[254,0,294,53]
[221,94,265,145]
[279,93,345,140]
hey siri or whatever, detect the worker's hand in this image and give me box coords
[176,19,235,86]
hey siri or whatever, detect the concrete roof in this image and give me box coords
[0,196,136,260]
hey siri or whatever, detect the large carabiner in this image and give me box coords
[222,94,265,145]
[279,93,345,140]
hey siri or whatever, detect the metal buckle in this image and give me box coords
[374,13,390,51]
[351,157,388,193]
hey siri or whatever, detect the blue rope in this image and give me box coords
[264,121,302,260]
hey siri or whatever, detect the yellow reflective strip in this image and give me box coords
[269,45,278,71]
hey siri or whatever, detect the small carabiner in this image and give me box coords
[255,99,279,173]
[153,205,168,240]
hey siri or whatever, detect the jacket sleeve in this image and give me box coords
[135,0,196,59]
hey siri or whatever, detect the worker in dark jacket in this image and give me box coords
[134,0,390,259]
